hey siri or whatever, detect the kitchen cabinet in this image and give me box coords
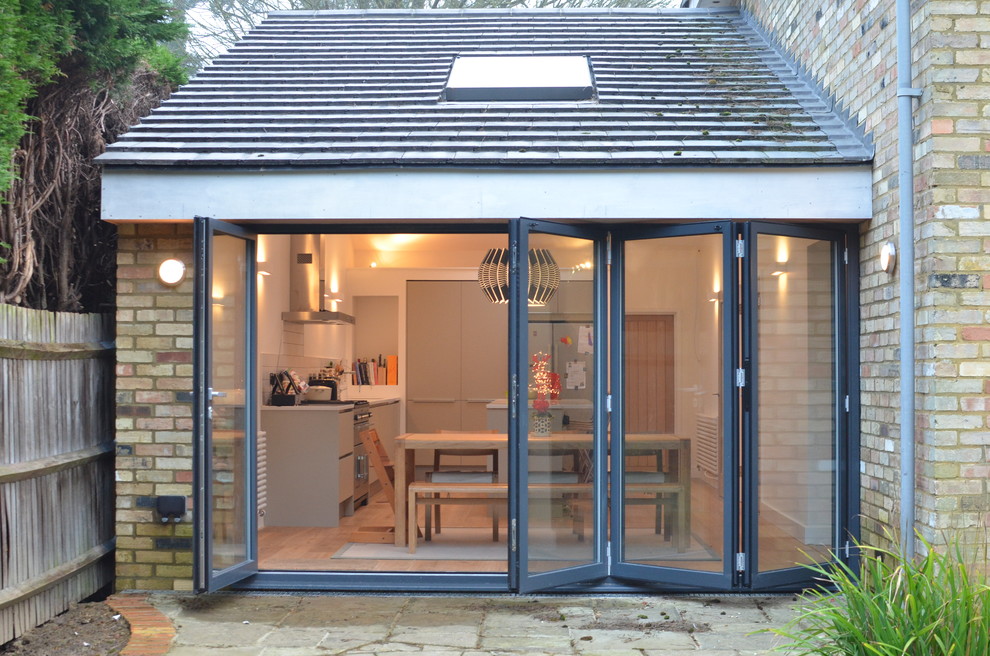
[406,281,462,433]
[372,399,400,462]
[406,281,508,434]
[260,407,352,527]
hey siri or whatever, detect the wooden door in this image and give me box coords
[624,314,674,434]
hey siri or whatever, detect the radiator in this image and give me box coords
[695,414,720,478]
[257,430,268,528]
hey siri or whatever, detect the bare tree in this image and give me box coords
[185,0,681,65]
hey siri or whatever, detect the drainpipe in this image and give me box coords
[896,0,921,559]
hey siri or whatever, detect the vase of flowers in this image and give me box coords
[530,352,560,437]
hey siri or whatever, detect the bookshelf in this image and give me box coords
[353,295,399,387]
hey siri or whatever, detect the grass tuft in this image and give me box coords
[767,534,990,656]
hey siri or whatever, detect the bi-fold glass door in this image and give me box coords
[512,219,855,593]
[193,217,258,592]
[509,219,609,592]
[191,217,853,593]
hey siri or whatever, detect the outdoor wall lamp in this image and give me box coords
[880,242,896,273]
[157,258,186,286]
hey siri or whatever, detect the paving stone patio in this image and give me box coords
[148,593,801,655]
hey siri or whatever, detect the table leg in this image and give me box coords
[394,441,412,546]
[678,439,691,552]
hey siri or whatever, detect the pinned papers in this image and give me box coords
[566,360,587,390]
[577,325,594,354]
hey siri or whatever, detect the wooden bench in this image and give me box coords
[407,482,507,551]
[405,480,690,553]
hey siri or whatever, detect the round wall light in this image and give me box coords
[158,258,186,286]
[879,242,896,274]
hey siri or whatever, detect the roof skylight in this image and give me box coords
[444,55,594,102]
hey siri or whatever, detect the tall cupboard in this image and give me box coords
[406,280,508,434]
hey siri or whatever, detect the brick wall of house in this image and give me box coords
[742,0,990,553]
[115,223,195,590]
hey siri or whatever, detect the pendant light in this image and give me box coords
[478,248,559,307]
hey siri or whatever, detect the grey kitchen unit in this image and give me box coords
[260,406,356,527]
[259,399,401,527]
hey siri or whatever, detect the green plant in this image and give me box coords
[0,239,10,264]
[768,535,990,656]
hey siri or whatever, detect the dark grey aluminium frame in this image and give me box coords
[741,222,861,591]
[193,216,260,592]
[608,221,738,591]
[235,221,515,593]
[189,218,859,594]
[510,218,609,593]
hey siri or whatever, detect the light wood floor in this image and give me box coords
[259,481,829,575]
[259,491,510,572]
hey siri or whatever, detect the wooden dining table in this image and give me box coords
[393,431,690,547]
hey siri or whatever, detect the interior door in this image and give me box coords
[193,216,258,592]
[510,219,608,593]
[742,222,851,590]
[609,222,736,590]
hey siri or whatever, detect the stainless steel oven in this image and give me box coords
[352,401,371,506]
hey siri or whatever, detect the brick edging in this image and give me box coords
[107,594,176,656]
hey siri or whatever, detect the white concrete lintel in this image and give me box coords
[101,166,872,222]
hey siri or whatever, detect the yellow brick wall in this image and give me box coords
[115,223,195,590]
[742,0,990,551]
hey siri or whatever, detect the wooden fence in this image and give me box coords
[0,303,115,644]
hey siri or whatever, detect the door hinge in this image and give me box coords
[735,368,746,388]
[606,394,612,413]
[843,248,849,265]
[844,540,852,558]
[844,395,850,413]
[511,374,518,420]
[736,552,747,572]
[510,518,518,553]
[735,240,745,258]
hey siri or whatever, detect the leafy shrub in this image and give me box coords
[770,535,990,656]
[0,0,186,194]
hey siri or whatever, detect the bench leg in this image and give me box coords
[492,505,499,542]
[434,493,442,535]
[424,496,432,541]
[408,491,418,554]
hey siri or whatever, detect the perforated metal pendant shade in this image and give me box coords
[478,248,510,303]
[478,248,559,307]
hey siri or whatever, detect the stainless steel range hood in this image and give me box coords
[282,234,355,325]
[281,310,354,325]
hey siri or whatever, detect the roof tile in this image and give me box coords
[101,9,871,169]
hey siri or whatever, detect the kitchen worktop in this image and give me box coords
[262,398,399,412]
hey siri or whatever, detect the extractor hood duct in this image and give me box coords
[282,234,355,325]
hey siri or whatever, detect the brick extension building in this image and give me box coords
[101,2,988,593]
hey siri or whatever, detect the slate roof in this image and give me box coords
[99,9,872,169]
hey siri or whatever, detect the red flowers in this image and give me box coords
[530,352,560,416]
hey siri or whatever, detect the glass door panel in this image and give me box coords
[610,223,734,590]
[194,217,257,591]
[512,220,607,592]
[754,232,836,574]
[621,233,724,571]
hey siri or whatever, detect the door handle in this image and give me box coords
[209,388,227,399]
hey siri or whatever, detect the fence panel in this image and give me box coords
[0,303,115,644]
